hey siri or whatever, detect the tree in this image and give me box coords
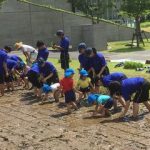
[120,0,150,47]
[0,0,6,7]
[68,0,114,24]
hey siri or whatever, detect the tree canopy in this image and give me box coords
[68,0,114,24]
[120,0,150,47]
[121,0,150,17]
[0,0,6,8]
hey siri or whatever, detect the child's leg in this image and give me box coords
[0,84,5,96]
[41,94,48,104]
[67,103,72,113]
[83,93,87,99]
[54,90,60,102]
[133,102,139,117]
[113,99,118,111]
[37,88,42,98]
[78,92,84,102]
[10,82,14,91]
[143,101,150,112]
[34,87,38,96]
[24,77,29,89]
[95,86,100,93]
[105,109,111,117]
[71,102,78,110]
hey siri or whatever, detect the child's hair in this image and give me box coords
[80,75,87,79]
[36,40,45,47]
[92,48,97,54]
[108,81,122,96]
[4,45,12,52]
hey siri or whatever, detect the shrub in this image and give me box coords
[124,61,144,69]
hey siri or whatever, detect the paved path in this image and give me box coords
[47,50,150,62]
[13,50,150,62]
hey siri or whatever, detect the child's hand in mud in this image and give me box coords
[92,112,97,116]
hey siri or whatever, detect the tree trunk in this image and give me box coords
[70,0,76,13]
[135,16,141,47]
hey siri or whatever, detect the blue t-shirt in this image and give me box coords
[60,37,69,54]
[102,72,127,87]
[78,54,92,70]
[91,53,106,73]
[7,59,18,70]
[29,63,40,74]
[7,54,22,62]
[0,50,7,74]
[96,95,111,105]
[121,77,145,101]
[39,62,56,77]
[37,48,49,61]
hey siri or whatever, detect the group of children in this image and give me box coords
[0,39,150,120]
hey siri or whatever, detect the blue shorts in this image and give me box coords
[104,98,114,109]
[65,90,76,104]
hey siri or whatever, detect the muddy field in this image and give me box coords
[0,88,150,150]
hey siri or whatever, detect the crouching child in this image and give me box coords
[88,94,114,117]
[41,83,60,104]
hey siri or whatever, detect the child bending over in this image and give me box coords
[88,94,114,117]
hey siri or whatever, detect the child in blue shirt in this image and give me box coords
[38,58,59,85]
[6,59,20,91]
[41,83,60,104]
[109,77,150,119]
[0,50,8,96]
[88,94,114,117]
[36,41,49,61]
[27,63,43,98]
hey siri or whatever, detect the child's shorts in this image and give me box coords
[0,73,5,84]
[104,98,114,109]
[65,90,76,104]
[80,87,90,93]
[27,71,43,88]
[133,79,150,103]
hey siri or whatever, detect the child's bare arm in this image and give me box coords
[93,104,103,116]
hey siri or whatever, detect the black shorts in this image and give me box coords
[65,90,76,104]
[60,53,69,70]
[80,87,90,93]
[104,98,114,109]
[46,72,59,86]
[0,73,5,84]
[133,79,150,103]
[5,74,14,83]
[27,71,43,88]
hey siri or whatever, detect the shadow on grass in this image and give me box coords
[109,47,145,53]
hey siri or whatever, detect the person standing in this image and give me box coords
[53,30,70,71]
[0,50,8,96]
[15,42,38,66]
[36,41,49,61]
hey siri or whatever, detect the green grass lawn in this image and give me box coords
[107,39,150,53]
[48,58,150,82]
[141,21,150,32]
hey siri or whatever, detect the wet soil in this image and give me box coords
[0,88,150,150]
